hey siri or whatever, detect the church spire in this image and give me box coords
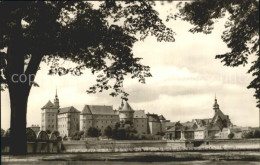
[55,87,58,97]
[54,87,59,108]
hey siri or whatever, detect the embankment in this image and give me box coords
[62,139,260,152]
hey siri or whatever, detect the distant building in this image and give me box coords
[166,96,233,140]
[58,106,80,137]
[194,126,208,139]
[80,105,120,135]
[118,101,135,123]
[147,113,162,135]
[41,91,59,132]
[133,110,148,135]
[40,92,169,137]
[159,115,169,133]
[29,124,40,134]
[215,127,230,139]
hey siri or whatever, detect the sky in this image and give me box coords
[1,2,259,130]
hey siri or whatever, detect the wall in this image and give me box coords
[1,140,62,154]
[62,140,186,152]
[61,139,260,152]
[133,118,147,134]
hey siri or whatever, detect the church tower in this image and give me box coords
[213,94,220,113]
[54,88,60,108]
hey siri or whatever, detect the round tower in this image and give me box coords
[119,100,134,123]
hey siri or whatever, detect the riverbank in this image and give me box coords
[61,139,260,152]
[2,151,260,164]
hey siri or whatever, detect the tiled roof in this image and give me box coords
[208,126,220,131]
[181,121,195,128]
[166,122,176,127]
[134,110,147,118]
[81,105,116,115]
[195,126,207,131]
[166,127,176,132]
[158,115,166,120]
[59,106,80,114]
[41,100,57,109]
[147,114,160,122]
[121,101,134,111]
[194,118,212,127]
[212,109,231,125]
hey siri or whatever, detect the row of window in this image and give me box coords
[58,118,79,121]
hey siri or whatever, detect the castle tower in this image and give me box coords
[41,90,59,132]
[119,100,134,123]
[213,94,220,113]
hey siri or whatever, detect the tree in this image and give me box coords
[87,127,101,137]
[173,0,259,108]
[71,130,84,140]
[52,130,60,137]
[45,130,51,134]
[0,1,174,154]
[1,128,5,137]
[104,126,113,139]
[228,132,234,139]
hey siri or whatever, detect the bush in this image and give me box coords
[1,129,5,137]
[104,126,113,139]
[242,130,260,138]
[87,127,101,137]
[228,132,234,139]
[253,130,260,138]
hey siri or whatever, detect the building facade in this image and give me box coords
[41,100,59,132]
[147,113,162,135]
[80,105,120,135]
[133,110,148,135]
[57,106,80,137]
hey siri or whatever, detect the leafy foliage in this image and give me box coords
[174,0,259,107]
[104,125,113,139]
[71,130,84,140]
[1,128,5,137]
[228,132,234,139]
[0,1,175,100]
[242,129,260,138]
[87,127,101,137]
[111,121,138,140]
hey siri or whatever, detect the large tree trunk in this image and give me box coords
[5,8,43,155]
[9,83,29,155]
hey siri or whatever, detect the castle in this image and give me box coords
[41,91,167,137]
[41,90,235,139]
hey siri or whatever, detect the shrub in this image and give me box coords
[104,126,113,139]
[1,128,5,137]
[228,132,234,139]
[87,127,101,137]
